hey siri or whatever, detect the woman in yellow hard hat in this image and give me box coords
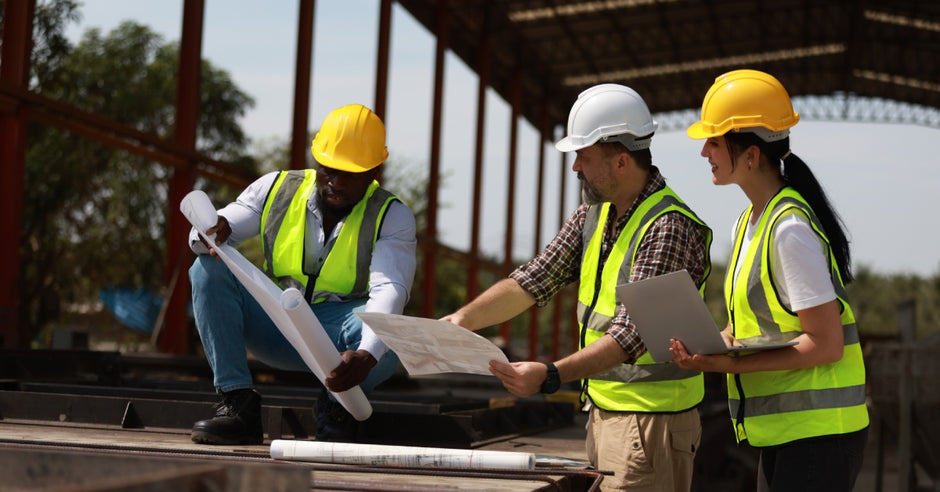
[671,70,868,491]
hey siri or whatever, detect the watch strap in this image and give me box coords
[540,362,560,394]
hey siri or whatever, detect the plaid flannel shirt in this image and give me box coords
[509,166,710,363]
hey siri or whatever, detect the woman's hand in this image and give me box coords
[669,338,735,373]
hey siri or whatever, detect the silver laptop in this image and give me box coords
[615,270,797,363]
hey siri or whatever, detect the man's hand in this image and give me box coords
[199,216,232,257]
[488,360,547,398]
[325,349,377,392]
[440,312,469,330]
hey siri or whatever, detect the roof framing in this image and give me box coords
[397,0,940,130]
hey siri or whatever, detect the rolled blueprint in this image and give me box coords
[269,439,535,470]
[180,190,372,421]
[281,288,371,420]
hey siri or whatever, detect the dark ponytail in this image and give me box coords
[726,133,854,283]
[780,150,853,283]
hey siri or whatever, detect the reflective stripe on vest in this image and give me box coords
[578,186,712,413]
[260,169,396,303]
[725,187,868,446]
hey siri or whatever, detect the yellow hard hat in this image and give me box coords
[311,104,388,172]
[687,69,799,141]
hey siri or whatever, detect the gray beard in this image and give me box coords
[578,172,602,205]
[582,187,602,205]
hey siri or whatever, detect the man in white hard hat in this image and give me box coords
[188,104,416,446]
[444,84,712,491]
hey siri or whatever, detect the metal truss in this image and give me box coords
[655,95,940,132]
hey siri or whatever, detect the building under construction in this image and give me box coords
[1,1,938,490]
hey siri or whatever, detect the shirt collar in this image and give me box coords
[613,165,665,228]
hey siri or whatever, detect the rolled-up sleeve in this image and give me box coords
[510,206,586,306]
[187,172,278,253]
[607,212,710,362]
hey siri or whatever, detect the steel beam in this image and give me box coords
[161,0,205,354]
[526,102,549,361]
[373,0,392,121]
[0,81,255,186]
[0,349,574,448]
[468,5,490,302]
[0,0,35,348]
[290,0,315,171]
[0,385,573,449]
[499,70,521,344]
[420,0,448,318]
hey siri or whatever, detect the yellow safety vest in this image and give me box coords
[260,169,397,303]
[579,186,712,412]
[725,186,868,446]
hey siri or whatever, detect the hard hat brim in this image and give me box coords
[554,136,589,153]
[686,121,716,140]
[313,149,387,173]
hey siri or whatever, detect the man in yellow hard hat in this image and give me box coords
[187,104,416,445]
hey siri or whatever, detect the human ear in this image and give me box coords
[618,151,631,170]
[748,145,762,162]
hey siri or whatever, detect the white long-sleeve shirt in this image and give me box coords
[189,171,417,359]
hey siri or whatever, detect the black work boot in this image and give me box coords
[315,390,362,442]
[191,388,263,445]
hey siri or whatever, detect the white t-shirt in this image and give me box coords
[733,213,836,312]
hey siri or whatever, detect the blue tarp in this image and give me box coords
[98,287,163,335]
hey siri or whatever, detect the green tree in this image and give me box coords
[15,8,256,344]
[847,265,940,340]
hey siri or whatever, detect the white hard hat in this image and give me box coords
[555,84,658,152]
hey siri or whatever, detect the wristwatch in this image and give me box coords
[540,362,561,394]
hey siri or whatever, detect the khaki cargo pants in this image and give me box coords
[586,406,701,492]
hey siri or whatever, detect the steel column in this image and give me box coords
[527,102,549,361]
[420,0,447,318]
[897,300,915,492]
[566,150,580,356]
[373,0,392,183]
[0,0,35,347]
[373,0,392,121]
[468,7,490,302]
[289,0,315,171]
[559,150,573,358]
[161,0,204,354]
[499,70,521,344]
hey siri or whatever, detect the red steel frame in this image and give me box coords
[0,0,580,361]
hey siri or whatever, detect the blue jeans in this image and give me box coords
[189,255,400,400]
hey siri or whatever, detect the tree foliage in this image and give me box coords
[847,265,940,340]
[14,3,256,345]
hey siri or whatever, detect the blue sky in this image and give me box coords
[65,0,940,275]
